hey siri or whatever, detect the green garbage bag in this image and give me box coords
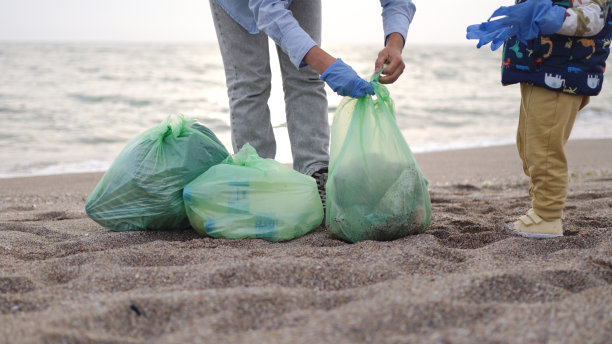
[326,73,432,242]
[183,144,324,242]
[85,115,229,231]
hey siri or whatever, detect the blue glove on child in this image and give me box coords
[466,0,566,50]
[321,59,374,98]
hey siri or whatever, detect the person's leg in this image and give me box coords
[516,85,530,179]
[209,0,276,158]
[514,84,588,236]
[275,0,329,175]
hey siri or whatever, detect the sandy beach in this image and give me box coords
[1,139,610,344]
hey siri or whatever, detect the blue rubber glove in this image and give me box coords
[466,0,566,50]
[320,59,374,98]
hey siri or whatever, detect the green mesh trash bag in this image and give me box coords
[183,144,323,242]
[326,73,432,242]
[85,115,229,231]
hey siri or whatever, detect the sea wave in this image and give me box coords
[0,160,110,179]
[1,42,611,178]
[67,93,156,107]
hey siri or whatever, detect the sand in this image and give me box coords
[0,139,610,344]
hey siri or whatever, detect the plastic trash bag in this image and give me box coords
[85,115,229,231]
[183,144,324,242]
[326,74,432,242]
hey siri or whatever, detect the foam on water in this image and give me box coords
[0,160,111,179]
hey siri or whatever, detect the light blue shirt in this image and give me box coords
[215,0,416,68]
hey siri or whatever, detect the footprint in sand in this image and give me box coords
[204,262,395,291]
[541,270,606,293]
[432,230,508,250]
[457,273,567,304]
[0,276,36,294]
[421,246,468,264]
[35,211,71,221]
[1,222,72,240]
[35,263,81,286]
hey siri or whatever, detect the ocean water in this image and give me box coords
[1,42,611,178]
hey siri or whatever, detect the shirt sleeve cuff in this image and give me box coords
[383,18,409,46]
[381,1,415,47]
[279,26,318,68]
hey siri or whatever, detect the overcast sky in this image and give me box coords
[0,0,513,45]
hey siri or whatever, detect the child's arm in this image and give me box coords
[557,0,610,36]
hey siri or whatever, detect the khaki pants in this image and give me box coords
[517,84,590,221]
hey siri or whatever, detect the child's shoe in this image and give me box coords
[511,209,563,238]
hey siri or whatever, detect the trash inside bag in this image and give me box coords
[85,115,229,231]
[326,73,432,242]
[183,144,324,242]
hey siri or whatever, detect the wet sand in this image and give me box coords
[1,139,611,343]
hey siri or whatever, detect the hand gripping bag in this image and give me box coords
[85,115,229,231]
[326,74,432,242]
[183,144,324,242]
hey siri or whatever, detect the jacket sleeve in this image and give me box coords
[380,0,416,45]
[557,0,610,37]
[249,0,317,68]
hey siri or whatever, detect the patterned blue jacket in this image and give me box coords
[501,0,612,96]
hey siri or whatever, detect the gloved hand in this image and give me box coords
[466,0,566,50]
[320,59,374,98]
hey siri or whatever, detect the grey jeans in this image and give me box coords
[209,0,329,175]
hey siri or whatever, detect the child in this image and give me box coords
[468,0,612,238]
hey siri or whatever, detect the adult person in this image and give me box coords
[209,0,416,207]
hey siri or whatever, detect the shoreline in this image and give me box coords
[1,138,610,343]
[2,138,611,184]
